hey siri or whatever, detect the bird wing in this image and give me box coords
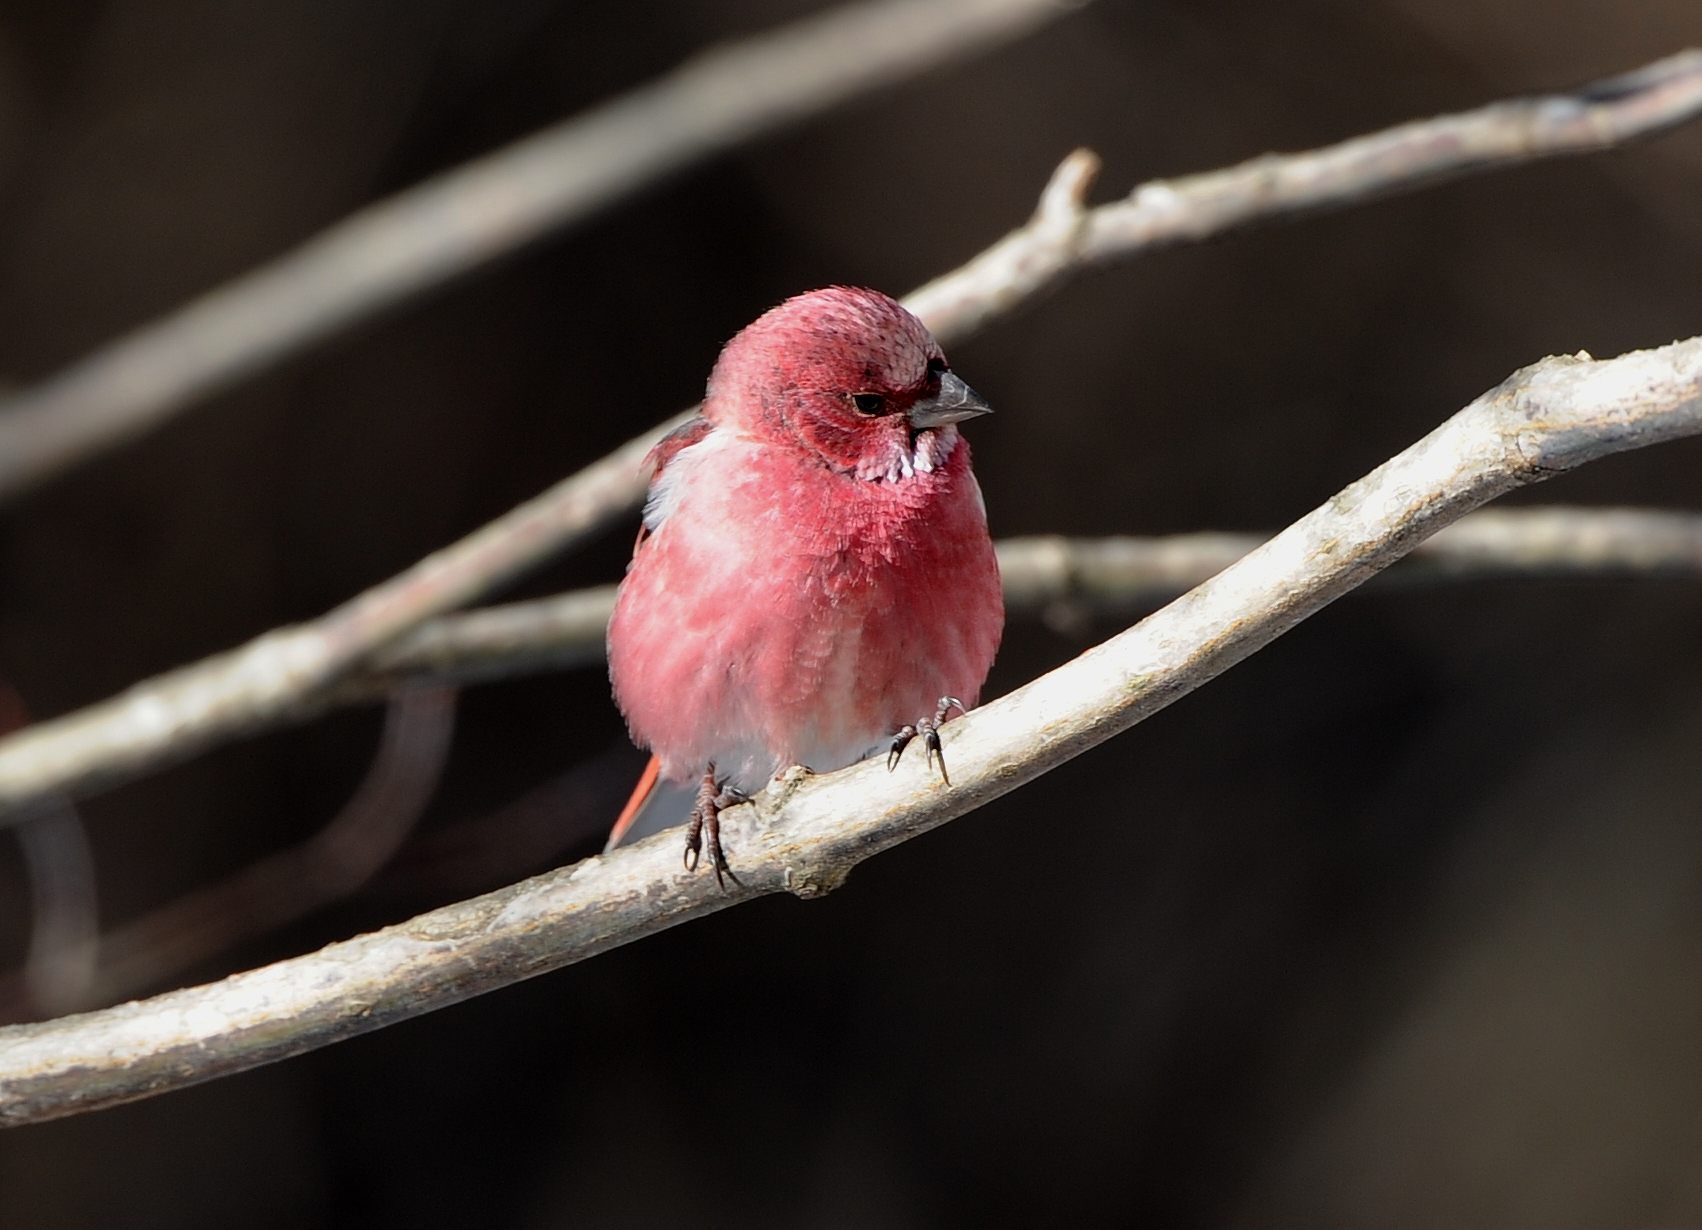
[632,415,713,550]
[608,414,717,849]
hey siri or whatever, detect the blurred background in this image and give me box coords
[0,0,1699,1225]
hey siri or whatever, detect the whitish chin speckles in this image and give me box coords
[854,425,958,483]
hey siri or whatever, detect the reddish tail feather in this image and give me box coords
[605,754,661,852]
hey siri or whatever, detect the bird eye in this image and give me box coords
[926,357,948,377]
[850,393,885,415]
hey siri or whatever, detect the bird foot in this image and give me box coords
[684,765,745,889]
[886,697,967,785]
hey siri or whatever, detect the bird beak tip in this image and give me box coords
[907,371,993,430]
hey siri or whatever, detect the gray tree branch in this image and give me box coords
[347,507,1702,692]
[0,334,1696,1127]
[1,52,1699,821]
[908,50,1702,341]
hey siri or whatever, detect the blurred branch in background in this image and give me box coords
[346,507,1702,692]
[2,52,1700,823]
[0,686,456,1022]
[0,0,1084,502]
[0,332,1696,1127]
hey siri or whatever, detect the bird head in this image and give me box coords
[704,287,991,481]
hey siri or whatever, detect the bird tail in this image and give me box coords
[605,755,662,851]
[605,756,706,851]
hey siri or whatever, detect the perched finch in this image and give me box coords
[606,287,1003,881]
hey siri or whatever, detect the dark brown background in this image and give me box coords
[1,1,1700,1226]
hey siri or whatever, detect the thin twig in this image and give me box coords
[353,586,620,691]
[0,335,1696,1126]
[341,508,1702,692]
[1,54,1699,818]
[911,51,1702,341]
[0,0,1082,502]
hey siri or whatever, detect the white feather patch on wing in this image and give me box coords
[642,425,740,534]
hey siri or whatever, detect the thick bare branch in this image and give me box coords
[1,336,1695,1127]
[0,0,1082,502]
[1,54,1698,817]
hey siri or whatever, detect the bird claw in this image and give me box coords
[886,696,966,785]
[683,766,745,890]
[887,726,918,772]
[924,727,944,778]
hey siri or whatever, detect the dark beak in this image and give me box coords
[907,371,993,430]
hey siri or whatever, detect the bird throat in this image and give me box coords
[851,424,958,484]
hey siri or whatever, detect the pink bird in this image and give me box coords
[606,287,1003,882]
